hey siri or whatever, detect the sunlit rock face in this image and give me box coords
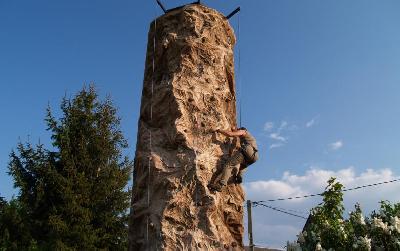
[129,4,244,250]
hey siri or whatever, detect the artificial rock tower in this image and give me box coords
[129,4,244,250]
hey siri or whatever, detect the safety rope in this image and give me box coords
[237,10,242,127]
[193,116,199,208]
[146,15,157,247]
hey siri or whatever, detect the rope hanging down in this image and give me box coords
[146,15,157,246]
[254,178,400,203]
[237,9,242,127]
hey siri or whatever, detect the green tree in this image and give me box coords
[0,198,36,250]
[300,177,350,250]
[295,178,400,251]
[8,86,132,250]
[369,201,400,250]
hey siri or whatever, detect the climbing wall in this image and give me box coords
[129,4,244,250]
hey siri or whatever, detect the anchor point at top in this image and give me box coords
[155,0,240,19]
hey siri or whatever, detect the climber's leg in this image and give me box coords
[209,151,244,192]
[234,165,247,184]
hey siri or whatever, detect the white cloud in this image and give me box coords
[247,180,304,199]
[306,118,315,128]
[243,167,400,249]
[330,140,343,150]
[263,119,310,150]
[264,122,274,132]
[269,133,287,142]
[269,143,284,149]
[278,121,288,132]
[266,121,290,150]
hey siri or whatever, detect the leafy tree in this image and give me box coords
[294,178,400,251]
[8,86,132,250]
[299,178,350,250]
[369,201,400,250]
[347,203,368,243]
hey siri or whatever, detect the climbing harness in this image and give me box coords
[239,129,259,166]
[240,143,258,166]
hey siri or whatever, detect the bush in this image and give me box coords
[296,178,400,251]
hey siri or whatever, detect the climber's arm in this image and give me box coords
[216,129,246,137]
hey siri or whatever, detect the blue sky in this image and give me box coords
[1,0,400,248]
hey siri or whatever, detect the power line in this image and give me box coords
[266,205,309,215]
[247,202,309,215]
[256,192,322,203]
[342,178,400,192]
[253,202,308,219]
[254,178,400,203]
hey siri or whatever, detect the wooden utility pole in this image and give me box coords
[247,200,254,251]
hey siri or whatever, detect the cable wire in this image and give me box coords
[265,205,309,215]
[342,178,400,192]
[254,178,400,203]
[253,202,308,219]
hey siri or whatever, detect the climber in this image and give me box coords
[208,127,259,192]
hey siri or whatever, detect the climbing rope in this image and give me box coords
[237,10,242,127]
[193,116,199,208]
[146,14,157,247]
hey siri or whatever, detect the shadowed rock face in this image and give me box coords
[129,4,244,250]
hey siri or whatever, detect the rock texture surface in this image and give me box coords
[129,4,244,250]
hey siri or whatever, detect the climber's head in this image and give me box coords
[238,127,247,131]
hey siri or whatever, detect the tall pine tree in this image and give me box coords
[8,86,132,250]
[0,198,35,250]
